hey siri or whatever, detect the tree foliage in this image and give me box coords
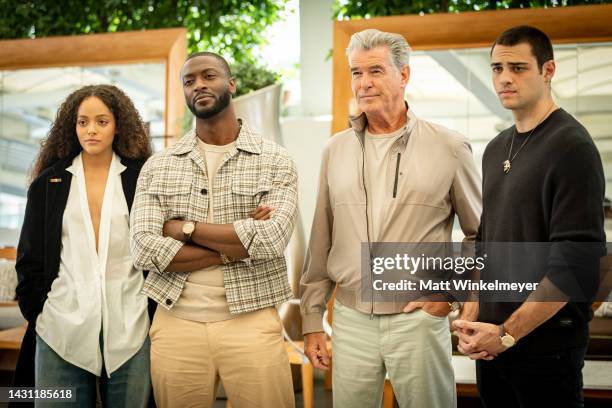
[0,0,288,65]
[333,0,612,19]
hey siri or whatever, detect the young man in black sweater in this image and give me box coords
[452,26,605,408]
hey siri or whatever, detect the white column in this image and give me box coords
[299,0,333,116]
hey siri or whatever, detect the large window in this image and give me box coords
[0,63,166,244]
[402,43,612,239]
[407,43,612,174]
[0,28,186,247]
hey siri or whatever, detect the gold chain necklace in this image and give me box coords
[503,103,556,174]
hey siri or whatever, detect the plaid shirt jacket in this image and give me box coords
[130,122,297,314]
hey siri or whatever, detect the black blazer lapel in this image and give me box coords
[120,158,144,213]
[121,167,138,213]
[44,166,71,287]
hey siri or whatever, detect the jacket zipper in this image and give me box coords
[393,152,401,198]
[359,139,375,320]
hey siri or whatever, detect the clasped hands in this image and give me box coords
[407,299,509,361]
[452,319,506,361]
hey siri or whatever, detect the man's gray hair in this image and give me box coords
[346,29,411,70]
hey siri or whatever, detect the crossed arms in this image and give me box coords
[160,206,274,272]
[130,156,298,274]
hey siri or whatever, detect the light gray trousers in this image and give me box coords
[332,300,456,408]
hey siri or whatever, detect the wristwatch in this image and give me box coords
[499,324,516,349]
[448,301,461,312]
[440,292,462,312]
[182,221,196,242]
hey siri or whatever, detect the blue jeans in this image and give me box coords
[35,334,151,408]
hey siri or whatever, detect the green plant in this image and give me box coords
[0,0,288,65]
[232,62,280,97]
[333,0,612,19]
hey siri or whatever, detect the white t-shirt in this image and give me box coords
[169,139,237,322]
[364,126,406,241]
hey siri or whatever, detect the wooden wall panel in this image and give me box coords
[0,28,187,144]
[165,30,188,144]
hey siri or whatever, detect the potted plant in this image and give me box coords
[231,62,284,145]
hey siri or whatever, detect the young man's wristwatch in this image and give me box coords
[182,221,196,242]
[499,324,516,349]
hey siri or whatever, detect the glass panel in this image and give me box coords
[404,43,612,240]
[575,43,612,239]
[0,63,165,246]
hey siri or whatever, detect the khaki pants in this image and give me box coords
[332,301,456,408]
[150,307,295,408]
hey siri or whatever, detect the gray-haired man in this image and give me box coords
[300,29,482,407]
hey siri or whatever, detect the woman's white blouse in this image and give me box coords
[36,152,149,377]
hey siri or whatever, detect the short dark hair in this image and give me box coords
[491,25,554,72]
[185,51,232,77]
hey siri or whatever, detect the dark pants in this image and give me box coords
[476,345,586,408]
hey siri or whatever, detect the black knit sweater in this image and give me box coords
[478,108,605,351]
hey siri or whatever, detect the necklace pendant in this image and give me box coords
[503,160,511,174]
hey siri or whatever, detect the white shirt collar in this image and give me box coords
[66,151,126,177]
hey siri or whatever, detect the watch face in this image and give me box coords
[450,301,461,312]
[182,222,195,234]
[501,335,515,348]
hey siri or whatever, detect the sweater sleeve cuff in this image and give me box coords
[302,312,325,335]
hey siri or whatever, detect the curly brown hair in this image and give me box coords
[30,84,152,181]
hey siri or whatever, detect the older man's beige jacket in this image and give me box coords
[300,109,482,334]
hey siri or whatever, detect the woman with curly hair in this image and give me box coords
[14,84,153,408]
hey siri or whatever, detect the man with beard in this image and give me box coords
[130,52,298,408]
